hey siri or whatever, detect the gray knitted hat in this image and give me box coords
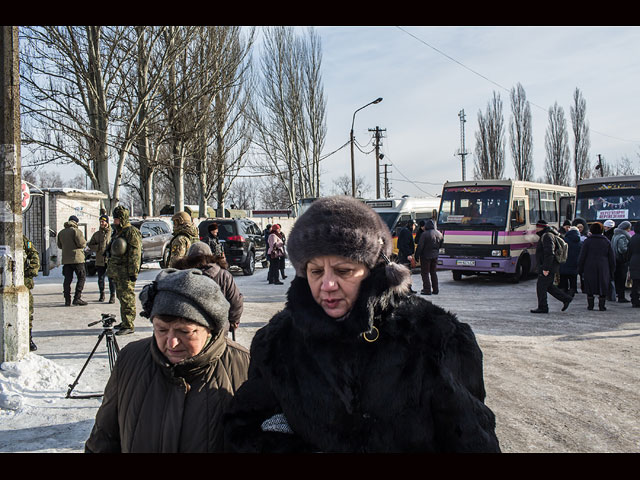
[188,241,212,257]
[288,195,415,287]
[139,268,229,332]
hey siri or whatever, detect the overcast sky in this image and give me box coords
[312,26,640,198]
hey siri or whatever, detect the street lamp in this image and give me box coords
[350,97,383,197]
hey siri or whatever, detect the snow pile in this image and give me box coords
[0,353,75,413]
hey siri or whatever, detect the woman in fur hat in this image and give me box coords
[85,268,250,452]
[223,195,500,453]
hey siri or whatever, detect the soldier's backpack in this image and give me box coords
[549,233,568,264]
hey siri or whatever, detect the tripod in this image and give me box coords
[66,313,120,399]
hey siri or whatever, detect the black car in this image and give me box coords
[85,218,173,275]
[197,218,267,275]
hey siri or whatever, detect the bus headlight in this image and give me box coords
[439,248,445,254]
[491,249,509,257]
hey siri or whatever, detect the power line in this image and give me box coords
[395,26,640,144]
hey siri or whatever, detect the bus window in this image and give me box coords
[528,189,540,224]
[540,190,557,223]
[438,186,510,227]
[510,199,526,229]
[559,196,574,225]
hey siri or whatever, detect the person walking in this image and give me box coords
[267,224,284,285]
[415,218,443,295]
[174,241,244,336]
[612,221,632,303]
[603,219,617,300]
[223,196,500,453]
[558,226,582,297]
[397,219,417,293]
[206,222,225,258]
[530,220,573,314]
[166,211,199,268]
[106,205,142,336]
[84,268,250,452]
[627,222,640,308]
[87,214,115,303]
[56,215,88,306]
[577,222,616,311]
[23,235,40,351]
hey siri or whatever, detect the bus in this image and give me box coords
[364,196,441,260]
[575,175,640,229]
[436,180,575,282]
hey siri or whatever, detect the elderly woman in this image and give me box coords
[223,196,500,453]
[85,268,250,453]
[577,222,616,311]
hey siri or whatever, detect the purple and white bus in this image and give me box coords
[436,180,575,282]
[575,175,640,231]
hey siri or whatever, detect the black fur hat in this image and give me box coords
[287,196,410,289]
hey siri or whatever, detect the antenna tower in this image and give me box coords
[456,109,469,181]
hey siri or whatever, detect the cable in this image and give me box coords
[382,152,438,198]
[395,26,640,144]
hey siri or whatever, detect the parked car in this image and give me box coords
[85,217,173,275]
[197,218,268,275]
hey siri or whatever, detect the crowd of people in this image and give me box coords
[27,196,639,452]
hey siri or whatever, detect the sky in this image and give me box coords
[25,26,640,204]
[311,26,640,199]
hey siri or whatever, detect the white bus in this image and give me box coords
[575,175,640,229]
[436,180,575,282]
[364,196,441,259]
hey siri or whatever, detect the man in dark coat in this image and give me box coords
[558,226,582,296]
[396,219,416,293]
[531,220,573,313]
[415,218,443,295]
[612,221,632,303]
[627,222,640,307]
[577,222,616,311]
[223,196,500,453]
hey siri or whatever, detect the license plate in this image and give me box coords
[456,260,475,266]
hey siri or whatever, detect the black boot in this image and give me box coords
[64,295,71,307]
[108,293,116,304]
[598,296,607,311]
[587,296,594,311]
[98,291,105,302]
[73,295,88,306]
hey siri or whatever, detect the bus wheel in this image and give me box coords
[452,270,463,281]
[510,257,529,283]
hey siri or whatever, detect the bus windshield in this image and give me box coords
[438,185,510,228]
[575,181,640,222]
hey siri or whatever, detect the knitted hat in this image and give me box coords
[188,241,212,257]
[68,215,79,223]
[287,196,410,289]
[139,268,229,332]
[535,219,548,227]
[603,219,615,228]
[618,220,632,230]
[99,214,109,223]
[563,219,572,227]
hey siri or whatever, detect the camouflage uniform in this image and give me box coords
[87,217,115,302]
[23,235,40,351]
[106,206,142,333]
[167,212,199,268]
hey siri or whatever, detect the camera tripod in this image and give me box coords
[66,313,121,399]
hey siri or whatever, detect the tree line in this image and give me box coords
[473,83,638,185]
[19,26,327,217]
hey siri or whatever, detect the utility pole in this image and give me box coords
[369,126,386,199]
[456,109,469,181]
[383,163,392,198]
[596,154,605,177]
[1,26,29,362]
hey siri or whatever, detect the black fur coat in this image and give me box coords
[223,265,500,453]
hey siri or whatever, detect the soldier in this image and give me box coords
[166,211,199,268]
[106,205,142,336]
[56,215,88,306]
[87,214,115,303]
[23,235,40,351]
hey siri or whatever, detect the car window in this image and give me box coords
[156,222,170,234]
[140,224,153,236]
[217,222,236,240]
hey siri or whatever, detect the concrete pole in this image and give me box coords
[0,26,29,362]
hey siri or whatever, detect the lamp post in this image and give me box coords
[350,97,383,197]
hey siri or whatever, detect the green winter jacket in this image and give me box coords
[56,220,87,264]
[106,210,142,280]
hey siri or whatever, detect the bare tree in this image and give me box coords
[228,178,259,210]
[330,175,372,198]
[250,26,327,216]
[544,102,572,186]
[570,87,591,183]
[509,83,534,181]
[474,91,505,179]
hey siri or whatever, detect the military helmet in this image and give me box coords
[111,237,128,256]
[172,211,192,225]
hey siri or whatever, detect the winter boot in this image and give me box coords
[598,296,607,311]
[98,291,105,302]
[587,295,594,311]
[64,294,71,307]
[72,295,88,306]
[108,293,116,304]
